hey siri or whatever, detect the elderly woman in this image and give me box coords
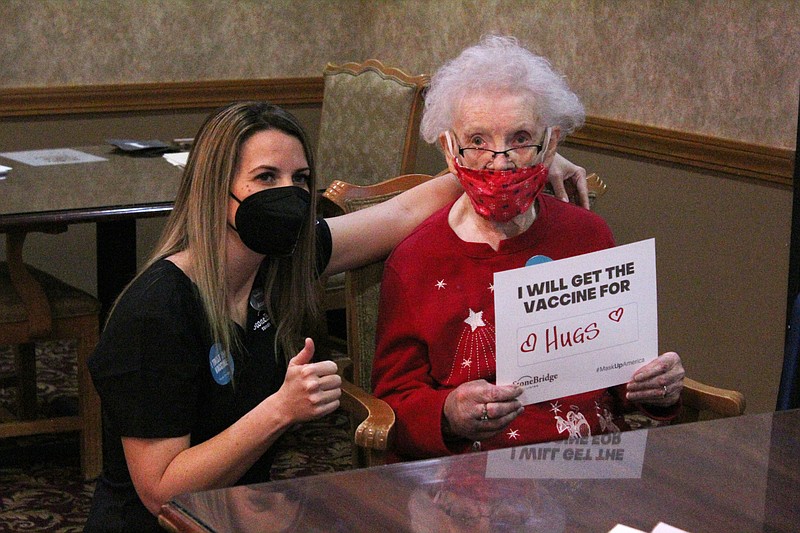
[371,36,684,460]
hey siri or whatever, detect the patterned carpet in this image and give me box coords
[0,341,93,532]
[0,341,352,532]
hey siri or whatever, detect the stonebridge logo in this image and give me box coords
[514,373,558,387]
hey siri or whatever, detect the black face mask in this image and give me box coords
[229,186,311,257]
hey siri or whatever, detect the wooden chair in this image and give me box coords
[550,174,745,421]
[543,172,607,210]
[571,175,745,422]
[0,230,102,479]
[321,174,435,468]
[315,60,430,339]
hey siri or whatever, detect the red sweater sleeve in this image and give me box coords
[372,263,455,459]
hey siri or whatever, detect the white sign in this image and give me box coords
[494,239,658,405]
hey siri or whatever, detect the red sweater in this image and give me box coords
[373,195,668,460]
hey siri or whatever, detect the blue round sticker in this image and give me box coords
[209,343,233,385]
[526,255,553,267]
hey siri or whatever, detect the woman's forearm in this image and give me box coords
[325,173,462,275]
[125,395,293,515]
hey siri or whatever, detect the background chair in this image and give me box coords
[0,230,102,479]
[777,292,800,411]
[315,60,430,347]
[315,59,429,191]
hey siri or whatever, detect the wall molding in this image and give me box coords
[0,78,324,115]
[0,79,793,187]
[567,117,793,187]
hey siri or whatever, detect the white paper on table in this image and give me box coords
[494,239,658,405]
[162,151,189,168]
[0,148,107,166]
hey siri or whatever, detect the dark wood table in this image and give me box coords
[0,145,182,316]
[159,409,800,532]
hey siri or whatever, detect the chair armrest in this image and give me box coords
[678,377,746,422]
[340,380,395,453]
[323,174,434,213]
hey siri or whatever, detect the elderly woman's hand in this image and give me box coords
[626,352,685,407]
[548,153,590,209]
[442,380,524,442]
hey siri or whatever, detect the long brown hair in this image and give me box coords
[125,101,320,366]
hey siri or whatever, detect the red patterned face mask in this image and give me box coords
[445,131,550,223]
[453,161,549,222]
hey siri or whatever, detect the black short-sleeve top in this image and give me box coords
[89,219,332,489]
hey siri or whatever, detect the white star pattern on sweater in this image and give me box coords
[444,307,496,385]
[464,308,486,332]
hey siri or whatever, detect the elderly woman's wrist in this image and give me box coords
[441,411,455,438]
[441,411,466,444]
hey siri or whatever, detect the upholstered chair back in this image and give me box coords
[316,60,428,190]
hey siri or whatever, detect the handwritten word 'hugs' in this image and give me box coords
[518,262,635,313]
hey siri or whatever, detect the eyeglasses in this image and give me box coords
[455,137,543,168]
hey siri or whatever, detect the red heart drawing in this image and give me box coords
[608,308,624,322]
[520,333,537,353]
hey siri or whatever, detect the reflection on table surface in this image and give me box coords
[162,409,800,533]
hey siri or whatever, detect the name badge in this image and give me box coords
[209,344,234,385]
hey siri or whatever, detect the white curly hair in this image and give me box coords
[420,35,585,145]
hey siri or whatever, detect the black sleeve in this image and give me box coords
[315,217,333,276]
[89,264,207,438]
